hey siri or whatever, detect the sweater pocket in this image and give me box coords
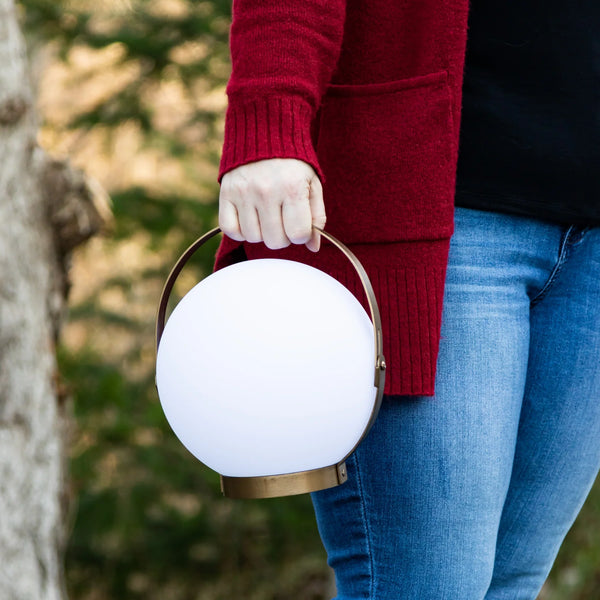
[315,70,456,244]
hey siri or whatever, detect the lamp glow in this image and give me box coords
[155,228,385,499]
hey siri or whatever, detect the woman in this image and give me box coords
[216,0,600,597]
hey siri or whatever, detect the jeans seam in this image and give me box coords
[529,226,573,307]
[352,452,376,599]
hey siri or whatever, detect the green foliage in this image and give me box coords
[109,187,217,243]
[21,0,231,172]
[21,0,232,72]
[541,482,600,599]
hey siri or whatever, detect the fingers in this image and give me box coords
[218,198,244,242]
[257,201,290,249]
[218,158,326,252]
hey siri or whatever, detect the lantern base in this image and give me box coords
[220,462,348,499]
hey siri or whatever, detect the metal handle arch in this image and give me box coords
[155,226,386,407]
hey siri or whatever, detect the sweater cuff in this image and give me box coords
[218,95,323,183]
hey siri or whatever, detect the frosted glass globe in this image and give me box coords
[155,258,377,478]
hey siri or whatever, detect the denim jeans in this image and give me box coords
[311,207,600,599]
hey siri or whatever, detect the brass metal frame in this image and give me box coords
[221,463,348,499]
[155,227,386,499]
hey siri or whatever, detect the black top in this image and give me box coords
[455,0,600,226]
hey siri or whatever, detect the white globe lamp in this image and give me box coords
[155,228,386,498]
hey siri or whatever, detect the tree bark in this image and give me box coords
[0,2,106,597]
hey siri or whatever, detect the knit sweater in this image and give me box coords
[216,0,470,396]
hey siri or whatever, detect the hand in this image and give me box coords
[219,158,326,252]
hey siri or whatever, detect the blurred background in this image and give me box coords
[15,0,600,598]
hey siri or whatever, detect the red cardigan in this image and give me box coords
[216,0,470,396]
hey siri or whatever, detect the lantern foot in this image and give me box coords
[220,462,348,499]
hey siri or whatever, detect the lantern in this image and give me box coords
[155,228,385,499]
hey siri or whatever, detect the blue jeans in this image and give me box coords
[311,207,600,599]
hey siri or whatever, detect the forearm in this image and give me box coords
[219,0,347,181]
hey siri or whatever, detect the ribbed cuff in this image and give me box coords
[218,95,323,182]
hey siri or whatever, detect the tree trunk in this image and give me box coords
[0,2,106,597]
